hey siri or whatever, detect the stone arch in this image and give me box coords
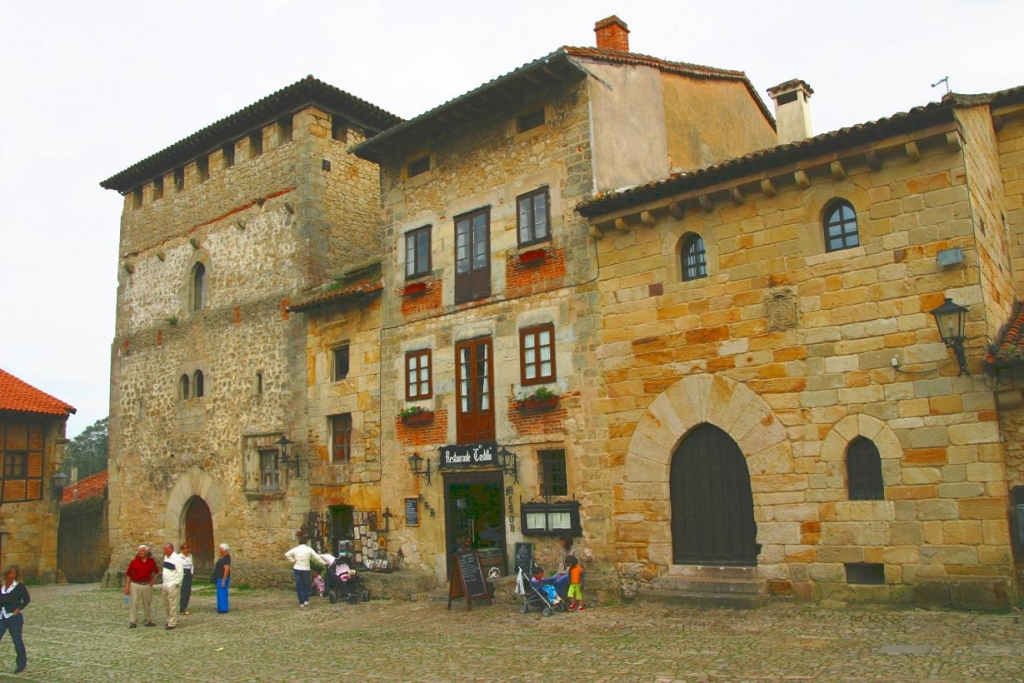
[620,374,791,567]
[162,467,229,541]
[821,413,904,489]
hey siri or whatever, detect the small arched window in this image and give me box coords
[192,263,206,311]
[823,199,859,252]
[681,233,707,281]
[193,370,204,398]
[846,436,884,500]
[179,374,190,400]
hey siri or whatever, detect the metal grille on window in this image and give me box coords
[847,436,884,500]
[682,234,707,281]
[824,200,859,252]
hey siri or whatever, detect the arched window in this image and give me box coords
[846,436,883,500]
[193,370,204,398]
[681,233,707,281]
[179,374,190,400]
[192,263,206,311]
[823,199,859,252]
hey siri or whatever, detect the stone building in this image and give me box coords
[99,78,401,582]
[347,16,777,578]
[0,368,76,581]
[58,469,109,582]
[576,84,1024,609]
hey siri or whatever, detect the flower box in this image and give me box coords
[400,409,435,425]
[517,395,560,412]
[402,282,428,296]
[519,249,547,265]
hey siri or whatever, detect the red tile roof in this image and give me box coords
[61,469,108,504]
[0,368,76,417]
[287,279,384,312]
[989,301,1024,367]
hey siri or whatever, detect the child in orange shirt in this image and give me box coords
[566,556,584,611]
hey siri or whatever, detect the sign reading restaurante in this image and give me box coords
[438,443,498,469]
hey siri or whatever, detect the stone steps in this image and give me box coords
[642,568,768,609]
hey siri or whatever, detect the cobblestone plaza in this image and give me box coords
[1,584,1020,681]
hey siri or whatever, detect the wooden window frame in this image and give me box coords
[258,448,281,491]
[538,449,568,498]
[333,343,350,382]
[681,233,707,281]
[405,349,433,400]
[331,413,353,464]
[520,323,556,385]
[405,226,432,279]
[454,208,491,304]
[455,337,495,443]
[516,187,551,247]
[824,199,859,253]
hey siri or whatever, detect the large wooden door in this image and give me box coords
[454,208,491,303]
[184,496,214,576]
[671,423,758,566]
[455,337,495,443]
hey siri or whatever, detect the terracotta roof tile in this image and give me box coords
[61,469,108,504]
[0,368,76,417]
[990,301,1024,366]
[287,279,384,312]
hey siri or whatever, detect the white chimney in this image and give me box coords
[767,79,814,145]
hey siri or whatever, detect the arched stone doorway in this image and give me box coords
[183,496,214,575]
[671,423,758,565]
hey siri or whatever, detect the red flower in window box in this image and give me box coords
[519,249,547,265]
[517,388,560,412]
[402,281,428,296]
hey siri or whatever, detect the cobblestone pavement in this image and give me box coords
[0,583,1020,682]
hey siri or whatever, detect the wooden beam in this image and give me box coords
[730,187,744,205]
[640,210,656,226]
[946,131,962,151]
[993,115,1004,132]
[668,201,685,219]
[905,141,921,162]
[760,179,776,197]
[614,217,629,232]
[830,160,846,180]
[698,195,714,212]
[794,170,810,189]
[589,225,603,239]
[865,150,881,171]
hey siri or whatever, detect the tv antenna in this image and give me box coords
[931,76,950,94]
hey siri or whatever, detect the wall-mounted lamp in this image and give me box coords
[51,471,70,497]
[276,435,301,477]
[408,452,431,485]
[930,297,969,376]
[497,446,519,483]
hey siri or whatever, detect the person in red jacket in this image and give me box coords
[123,545,158,628]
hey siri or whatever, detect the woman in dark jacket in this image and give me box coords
[0,565,30,673]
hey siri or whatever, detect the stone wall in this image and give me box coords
[591,121,1015,604]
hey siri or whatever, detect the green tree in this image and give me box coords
[64,417,108,478]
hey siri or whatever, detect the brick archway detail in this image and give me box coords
[162,468,228,540]
[625,374,789,486]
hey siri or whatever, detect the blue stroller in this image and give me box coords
[516,566,569,616]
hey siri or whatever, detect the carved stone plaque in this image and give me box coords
[765,289,798,331]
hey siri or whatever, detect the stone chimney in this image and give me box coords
[767,79,814,145]
[595,16,629,51]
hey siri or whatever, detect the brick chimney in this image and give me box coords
[767,79,814,145]
[595,16,629,51]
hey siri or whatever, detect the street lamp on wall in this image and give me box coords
[408,452,431,485]
[930,297,969,375]
[276,435,301,477]
[51,471,70,497]
[497,446,519,483]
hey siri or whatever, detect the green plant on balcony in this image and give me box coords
[518,386,560,411]
[398,405,434,424]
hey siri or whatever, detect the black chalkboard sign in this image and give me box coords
[405,497,419,527]
[447,549,493,611]
[514,542,534,577]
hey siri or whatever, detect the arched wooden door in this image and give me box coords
[183,496,214,576]
[671,423,759,566]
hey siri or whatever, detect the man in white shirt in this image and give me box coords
[160,543,184,630]
[285,533,321,606]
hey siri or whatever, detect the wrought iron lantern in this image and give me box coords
[51,471,70,496]
[408,452,431,485]
[276,435,301,477]
[497,446,519,483]
[930,297,969,375]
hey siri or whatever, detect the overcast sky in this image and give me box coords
[2,0,1020,438]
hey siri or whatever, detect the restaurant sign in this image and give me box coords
[438,443,498,469]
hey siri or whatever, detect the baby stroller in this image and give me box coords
[516,566,568,617]
[325,554,369,604]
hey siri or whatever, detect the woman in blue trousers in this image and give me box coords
[0,565,30,673]
[213,544,231,613]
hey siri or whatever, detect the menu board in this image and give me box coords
[513,542,534,577]
[447,549,493,611]
[405,497,419,527]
